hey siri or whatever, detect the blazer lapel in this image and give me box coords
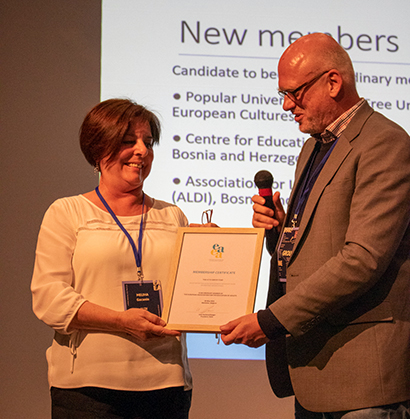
[288,102,374,263]
[296,136,352,237]
[283,139,316,229]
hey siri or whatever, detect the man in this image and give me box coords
[220,33,410,418]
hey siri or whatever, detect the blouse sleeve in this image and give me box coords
[173,204,189,228]
[31,199,87,334]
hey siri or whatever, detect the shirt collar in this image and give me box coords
[314,98,366,143]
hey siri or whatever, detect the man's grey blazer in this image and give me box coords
[265,102,410,412]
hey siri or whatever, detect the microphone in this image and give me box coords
[254,170,278,255]
[254,170,274,210]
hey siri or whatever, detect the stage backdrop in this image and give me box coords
[2,1,409,418]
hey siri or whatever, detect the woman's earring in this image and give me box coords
[94,162,100,175]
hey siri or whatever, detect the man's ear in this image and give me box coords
[327,70,343,98]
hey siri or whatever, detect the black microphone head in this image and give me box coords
[254,170,273,189]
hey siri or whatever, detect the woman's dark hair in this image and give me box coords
[80,98,161,167]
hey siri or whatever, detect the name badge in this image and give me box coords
[122,280,163,317]
[277,227,299,282]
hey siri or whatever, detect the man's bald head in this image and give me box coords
[279,33,356,89]
[278,33,360,134]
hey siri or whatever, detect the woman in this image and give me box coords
[31,99,192,418]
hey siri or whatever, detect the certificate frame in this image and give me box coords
[162,227,265,332]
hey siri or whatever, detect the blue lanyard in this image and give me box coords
[292,139,338,226]
[95,186,145,279]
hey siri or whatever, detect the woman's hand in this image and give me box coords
[189,222,219,227]
[118,308,181,341]
[68,301,180,341]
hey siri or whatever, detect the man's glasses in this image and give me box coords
[278,69,331,103]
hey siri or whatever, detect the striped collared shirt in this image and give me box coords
[315,98,366,143]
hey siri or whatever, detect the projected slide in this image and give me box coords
[101,0,410,359]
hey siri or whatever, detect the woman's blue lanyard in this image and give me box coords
[95,186,145,281]
[292,139,338,227]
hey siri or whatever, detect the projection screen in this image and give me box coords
[101,0,410,359]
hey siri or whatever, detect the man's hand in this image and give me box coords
[252,192,285,233]
[220,313,269,348]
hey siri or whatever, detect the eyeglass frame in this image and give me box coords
[277,69,332,103]
[201,209,213,224]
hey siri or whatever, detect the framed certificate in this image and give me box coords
[162,227,265,332]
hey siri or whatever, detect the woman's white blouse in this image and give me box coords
[31,195,192,391]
